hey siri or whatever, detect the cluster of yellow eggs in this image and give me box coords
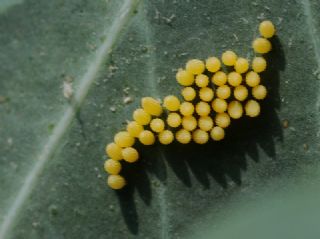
[104,20,276,189]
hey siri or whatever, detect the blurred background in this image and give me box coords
[0,0,320,238]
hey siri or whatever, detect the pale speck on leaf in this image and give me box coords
[123,96,133,104]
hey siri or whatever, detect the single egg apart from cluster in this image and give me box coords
[104,20,275,189]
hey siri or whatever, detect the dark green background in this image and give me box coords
[1,0,320,238]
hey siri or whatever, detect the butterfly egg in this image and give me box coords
[212,98,228,113]
[122,147,139,163]
[141,97,163,116]
[195,101,211,116]
[259,20,275,38]
[104,159,122,175]
[150,118,165,133]
[192,129,209,144]
[114,131,135,148]
[228,72,242,87]
[167,112,182,128]
[252,38,272,54]
[107,175,126,190]
[105,142,123,160]
[234,85,249,101]
[176,69,194,86]
[216,85,231,99]
[215,112,231,128]
[212,71,227,86]
[234,58,249,74]
[252,85,267,100]
[186,59,205,75]
[195,74,209,88]
[182,116,197,131]
[158,130,174,145]
[181,87,196,101]
[252,57,267,73]
[163,95,180,111]
[175,129,192,144]
[199,87,214,102]
[133,108,151,125]
[222,50,237,66]
[127,121,144,137]
[245,71,261,87]
[139,130,155,145]
[228,101,243,119]
[210,126,225,141]
[206,57,221,73]
[198,116,214,131]
[245,100,261,117]
[180,102,195,116]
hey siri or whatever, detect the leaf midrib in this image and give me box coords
[0,0,140,237]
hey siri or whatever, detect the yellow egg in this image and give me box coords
[182,116,197,131]
[228,101,243,119]
[107,175,126,190]
[133,108,151,125]
[176,69,194,86]
[212,71,227,86]
[252,38,272,54]
[192,129,209,144]
[252,57,267,73]
[212,98,228,113]
[252,85,267,100]
[167,112,182,128]
[259,20,275,38]
[234,85,249,101]
[127,121,144,138]
[222,50,237,66]
[199,87,214,102]
[210,126,225,141]
[122,147,139,163]
[195,101,211,116]
[139,130,155,145]
[245,100,261,117]
[114,131,135,148]
[181,87,196,101]
[245,71,261,87]
[195,74,209,87]
[105,143,122,160]
[198,116,214,131]
[216,85,231,99]
[104,159,122,175]
[175,129,191,144]
[158,130,174,145]
[163,95,180,111]
[180,102,194,116]
[186,59,205,75]
[215,113,231,128]
[150,118,165,133]
[141,97,163,116]
[228,72,242,87]
[206,57,221,72]
[235,58,249,74]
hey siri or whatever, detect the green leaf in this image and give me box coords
[1,0,320,238]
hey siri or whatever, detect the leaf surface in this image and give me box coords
[1,0,320,238]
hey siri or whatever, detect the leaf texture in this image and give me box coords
[0,0,320,238]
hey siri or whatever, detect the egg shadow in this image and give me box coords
[164,36,285,188]
[115,142,168,235]
[116,36,285,235]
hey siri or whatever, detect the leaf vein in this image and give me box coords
[0,0,140,237]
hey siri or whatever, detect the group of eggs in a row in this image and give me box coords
[104,20,276,189]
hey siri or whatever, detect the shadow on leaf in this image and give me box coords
[115,36,285,235]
